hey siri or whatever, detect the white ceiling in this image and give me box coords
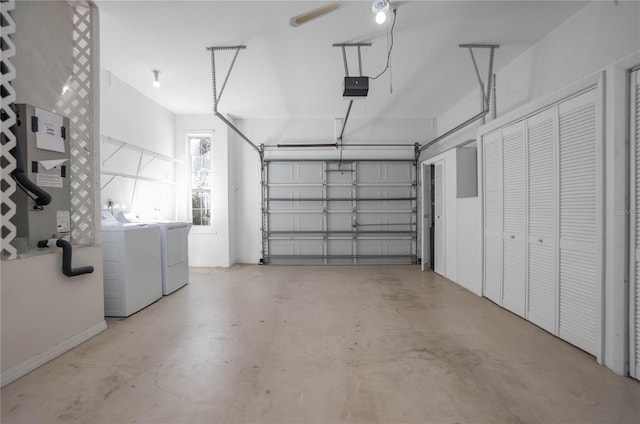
[97,0,586,120]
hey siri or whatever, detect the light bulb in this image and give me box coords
[152,70,160,88]
[376,10,387,24]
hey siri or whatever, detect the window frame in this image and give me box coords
[186,132,214,230]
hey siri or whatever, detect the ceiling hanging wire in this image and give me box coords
[370,7,397,80]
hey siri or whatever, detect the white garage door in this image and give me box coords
[263,160,417,265]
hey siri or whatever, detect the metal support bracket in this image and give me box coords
[207,45,260,154]
[332,42,372,147]
[418,43,499,155]
[332,43,372,77]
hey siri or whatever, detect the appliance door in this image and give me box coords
[167,226,189,267]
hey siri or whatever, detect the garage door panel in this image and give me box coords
[327,239,353,256]
[269,213,323,231]
[356,257,412,265]
[358,163,413,183]
[269,257,325,265]
[327,200,352,211]
[357,239,413,255]
[269,186,323,198]
[268,162,324,184]
[327,170,354,184]
[265,160,416,264]
[269,239,323,255]
[357,200,413,210]
[357,212,413,226]
[327,186,352,198]
[269,201,323,212]
[357,186,414,198]
[327,213,352,231]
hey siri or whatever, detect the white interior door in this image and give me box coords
[631,69,640,380]
[421,163,432,271]
[502,121,527,317]
[433,161,445,275]
[482,130,503,304]
[526,107,558,334]
[557,89,601,356]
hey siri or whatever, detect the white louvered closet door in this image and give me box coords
[483,130,503,304]
[502,121,527,317]
[527,107,558,334]
[558,89,601,356]
[631,69,640,380]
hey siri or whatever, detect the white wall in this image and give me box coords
[175,114,233,267]
[1,247,107,387]
[229,123,262,264]
[456,196,482,295]
[430,0,640,155]
[2,0,106,387]
[423,149,483,296]
[424,1,640,375]
[11,0,73,112]
[100,69,177,220]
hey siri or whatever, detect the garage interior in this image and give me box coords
[1,0,640,423]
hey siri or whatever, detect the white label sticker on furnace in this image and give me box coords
[36,173,63,188]
[57,210,71,238]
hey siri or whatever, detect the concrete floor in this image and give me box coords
[1,265,639,423]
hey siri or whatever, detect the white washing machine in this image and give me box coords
[101,212,163,317]
[117,212,190,295]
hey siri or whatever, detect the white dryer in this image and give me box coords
[101,212,162,317]
[117,212,190,295]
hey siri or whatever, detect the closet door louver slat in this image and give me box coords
[483,130,503,304]
[527,108,558,334]
[558,90,598,356]
[502,122,526,317]
[631,70,640,379]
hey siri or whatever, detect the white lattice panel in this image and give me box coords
[54,5,95,246]
[1,0,17,259]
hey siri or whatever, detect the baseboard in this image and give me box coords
[1,320,107,388]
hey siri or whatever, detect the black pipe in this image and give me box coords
[56,239,94,277]
[10,136,52,207]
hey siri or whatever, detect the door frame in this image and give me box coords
[420,158,445,275]
[421,163,433,271]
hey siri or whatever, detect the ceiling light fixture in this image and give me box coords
[152,69,160,88]
[372,0,390,24]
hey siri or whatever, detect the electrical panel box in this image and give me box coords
[10,104,71,253]
[343,76,369,97]
[456,144,478,198]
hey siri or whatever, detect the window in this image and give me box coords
[189,135,212,226]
